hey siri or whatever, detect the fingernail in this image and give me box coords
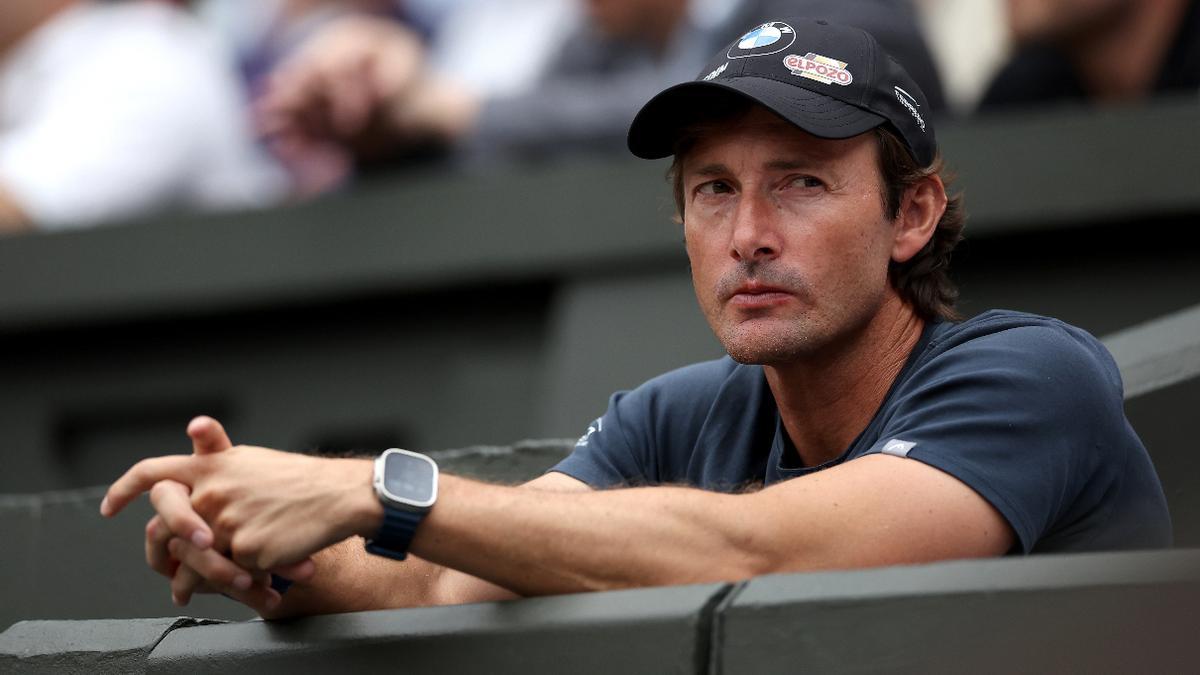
[172,594,183,607]
[265,593,281,611]
[192,530,212,549]
[233,574,252,591]
[99,497,109,516]
[167,538,179,554]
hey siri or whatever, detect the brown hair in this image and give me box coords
[667,107,965,322]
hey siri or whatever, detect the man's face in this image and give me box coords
[680,106,898,365]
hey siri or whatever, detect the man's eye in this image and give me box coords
[790,175,823,188]
[697,180,732,195]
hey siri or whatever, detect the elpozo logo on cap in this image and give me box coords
[728,21,795,59]
[783,53,853,86]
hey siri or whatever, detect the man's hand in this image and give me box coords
[133,417,318,611]
[103,443,380,572]
[257,16,426,150]
[103,418,374,589]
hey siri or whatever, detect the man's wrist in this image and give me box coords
[343,458,385,539]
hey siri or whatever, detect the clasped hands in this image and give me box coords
[101,416,380,615]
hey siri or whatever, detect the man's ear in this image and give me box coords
[891,174,948,263]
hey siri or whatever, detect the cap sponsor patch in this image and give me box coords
[783,53,853,86]
[728,21,795,59]
[702,62,728,81]
[894,86,926,131]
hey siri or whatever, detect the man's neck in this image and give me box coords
[764,293,926,468]
[1069,0,1189,101]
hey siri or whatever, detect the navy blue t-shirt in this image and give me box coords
[552,310,1172,553]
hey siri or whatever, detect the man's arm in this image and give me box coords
[408,455,1012,595]
[104,442,1013,604]
[147,466,591,618]
[0,184,32,234]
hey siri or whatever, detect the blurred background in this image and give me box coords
[0,0,1197,627]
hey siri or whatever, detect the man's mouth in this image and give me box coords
[726,282,794,307]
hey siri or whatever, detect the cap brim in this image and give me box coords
[627,77,887,159]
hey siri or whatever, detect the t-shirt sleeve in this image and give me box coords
[550,390,651,489]
[548,359,737,488]
[863,324,1125,553]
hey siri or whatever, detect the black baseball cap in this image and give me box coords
[627,17,935,165]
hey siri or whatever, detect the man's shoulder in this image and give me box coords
[921,309,1123,397]
[933,310,1107,355]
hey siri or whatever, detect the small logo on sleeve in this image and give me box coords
[783,53,853,86]
[880,438,916,457]
[576,418,603,447]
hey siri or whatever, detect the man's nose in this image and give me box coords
[729,195,782,262]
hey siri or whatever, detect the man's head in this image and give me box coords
[626,18,963,364]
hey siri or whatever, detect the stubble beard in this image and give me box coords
[703,260,824,365]
[704,260,886,366]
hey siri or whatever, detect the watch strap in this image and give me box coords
[364,506,426,560]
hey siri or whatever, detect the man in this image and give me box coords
[980,0,1199,109]
[102,17,1172,618]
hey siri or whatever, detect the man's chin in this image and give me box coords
[720,332,815,366]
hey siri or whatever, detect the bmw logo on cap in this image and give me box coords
[728,21,795,59]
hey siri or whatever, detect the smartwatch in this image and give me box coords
[364,448,439,560]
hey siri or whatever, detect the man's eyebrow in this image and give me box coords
[688,163,731,177]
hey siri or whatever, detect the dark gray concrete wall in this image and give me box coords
[4,549,1197,674]
[719,550,1200,674]
[0,442,573,634]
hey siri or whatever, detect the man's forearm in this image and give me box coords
[261,536,518,619]
[406,475,763,597]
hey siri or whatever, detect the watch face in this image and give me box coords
[382,450,437,507]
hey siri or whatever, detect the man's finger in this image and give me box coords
[187,416,233,455]
[168,538,253,598]
[170,562,209,607]
[145,515,179,578]
[100,455,196,518]
[168,539,281,614]
[271,558,317,583]
[149,479,213,549]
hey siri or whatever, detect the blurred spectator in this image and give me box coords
[0,0,285,235]
[257,0,945,179]
[424,0,580,100]
[980,0,1199,110]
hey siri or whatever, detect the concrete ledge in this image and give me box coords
[0,617,219,674]
[1103,303,1200,400]
[6,551,1197,673]
[146,583,729,674]
[719,549,1200,674]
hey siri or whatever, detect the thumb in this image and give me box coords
[187,416,233,455]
